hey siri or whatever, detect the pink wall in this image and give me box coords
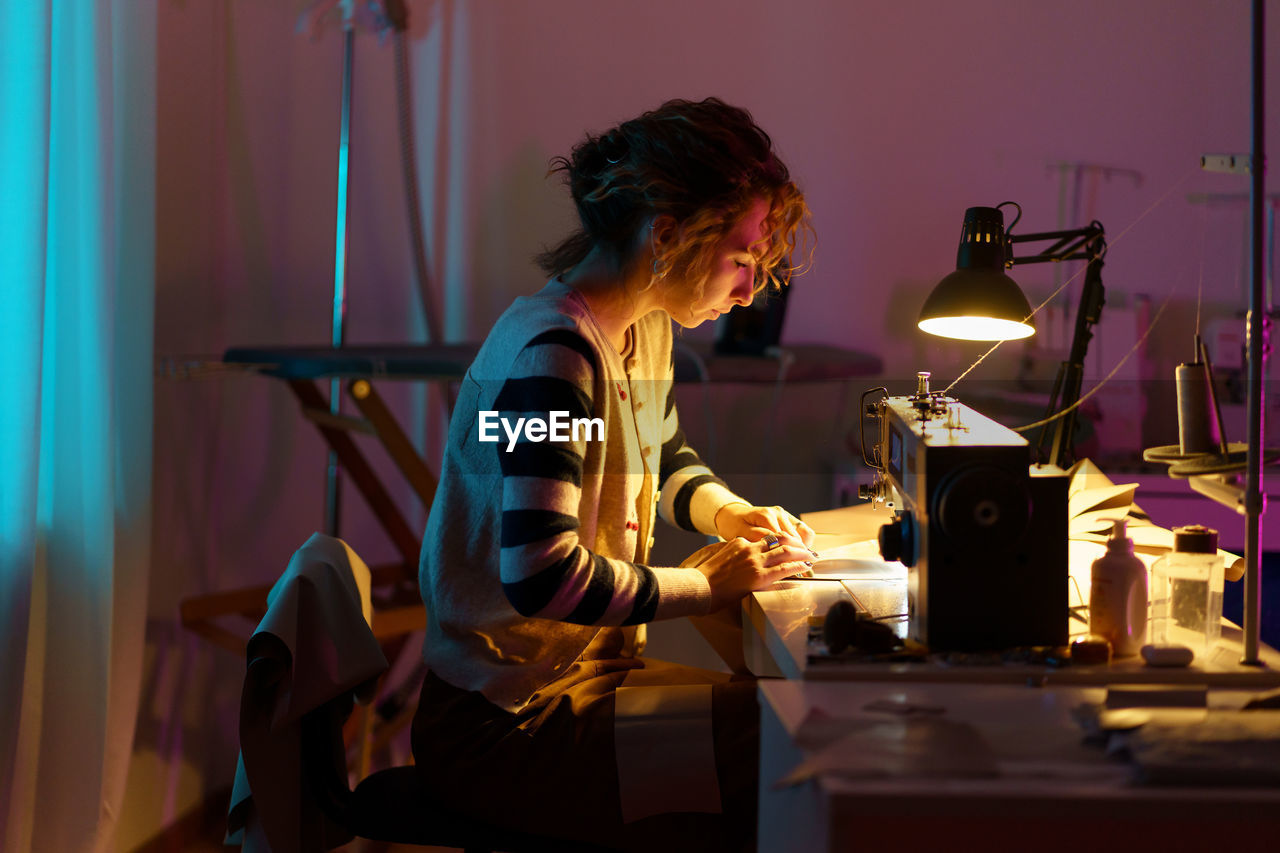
[131,0,1277,842]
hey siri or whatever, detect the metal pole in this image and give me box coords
[1242,0,1266,665]
[326,26,355,537]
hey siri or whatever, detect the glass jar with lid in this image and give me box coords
[1149,524,1224,660]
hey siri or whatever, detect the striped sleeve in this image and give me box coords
[655,355,745,536]
[497,329,700,624]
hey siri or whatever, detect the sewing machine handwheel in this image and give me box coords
[933,465,1029,549]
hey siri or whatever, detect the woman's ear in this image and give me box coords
[648,214,679,250]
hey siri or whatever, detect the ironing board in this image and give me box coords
[180,343,478,655]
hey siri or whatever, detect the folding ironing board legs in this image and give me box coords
[348,378,439,511]
[287,377,424,577]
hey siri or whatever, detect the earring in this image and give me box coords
[648,221,671,290]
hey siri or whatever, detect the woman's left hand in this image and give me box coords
[714,502,817,552]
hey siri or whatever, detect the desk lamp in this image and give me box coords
[919,202,1107,468]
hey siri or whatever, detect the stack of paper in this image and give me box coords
[1065,459,1243,601]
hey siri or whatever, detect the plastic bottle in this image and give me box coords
[1089,518,1148,657]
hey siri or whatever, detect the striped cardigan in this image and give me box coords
[418,279,744,711]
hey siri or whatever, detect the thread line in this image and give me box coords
[1195,203,1207,341]
[1011,294,1173,433]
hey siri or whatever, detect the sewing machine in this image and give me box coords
[859,374,1069,651]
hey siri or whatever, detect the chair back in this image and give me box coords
[227,534,386,852]
[231,533,614,852]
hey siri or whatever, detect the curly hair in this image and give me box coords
[535,98,813,300]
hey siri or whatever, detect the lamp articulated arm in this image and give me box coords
[1005,223,1108,468]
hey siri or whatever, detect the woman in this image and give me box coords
[412,97,816,851]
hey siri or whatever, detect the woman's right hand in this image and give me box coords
[689,536,813,612]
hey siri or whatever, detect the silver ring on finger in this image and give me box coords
[762,534,780,550]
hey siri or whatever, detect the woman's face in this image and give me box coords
[664,197,771,329]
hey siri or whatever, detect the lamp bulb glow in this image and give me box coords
[917,316,1035,341]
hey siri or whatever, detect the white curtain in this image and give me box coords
[0,1,155,851]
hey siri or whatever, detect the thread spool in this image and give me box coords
[1144,334,1278,475]
[1175,361,1221,455]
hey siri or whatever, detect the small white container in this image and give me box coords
[1149,525,1224,661]
[1089,518,1148,657]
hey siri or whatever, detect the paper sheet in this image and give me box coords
[1068,481,1140,523]
[1064,461,1245,581]
[801,503,896,541]
[1126,710,1280,786]
[775,714,999,788]
[808,538,906,581]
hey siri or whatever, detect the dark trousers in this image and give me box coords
[410,660,760,852]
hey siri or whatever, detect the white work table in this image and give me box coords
[746,501,1280,851]
[757,680,1280,852]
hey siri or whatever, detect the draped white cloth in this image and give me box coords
[0,2,155,850]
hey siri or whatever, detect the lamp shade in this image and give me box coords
[918,206,1035,341]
